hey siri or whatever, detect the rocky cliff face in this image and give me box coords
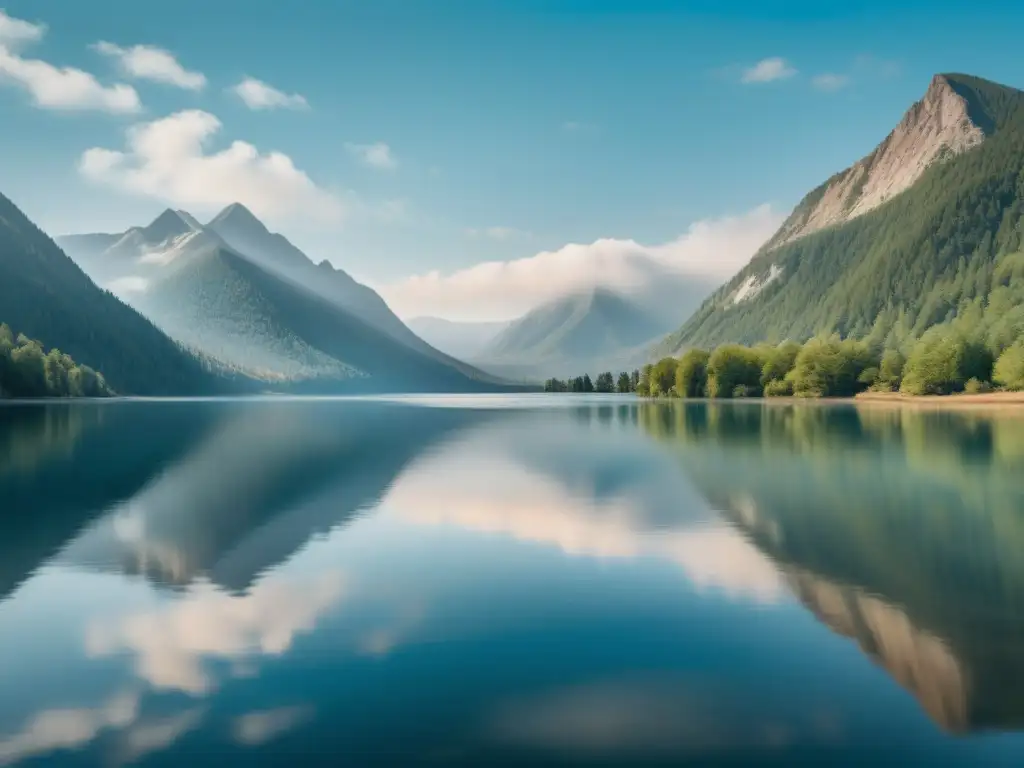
[765,74,987,251]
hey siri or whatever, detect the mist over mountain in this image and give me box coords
[407,317,509,360]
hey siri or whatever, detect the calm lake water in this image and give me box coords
[2,395,1024,766]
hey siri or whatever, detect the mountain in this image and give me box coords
[203,203,487,377]
[478,288,669,376]
[62,208,214,287]
[407,316,509,360]
[60,206,508,391]
[0,192,217,395]
[660,73,1024,353]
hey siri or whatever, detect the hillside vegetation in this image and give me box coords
[661,75,1024,361]
[0,324,112,398]
[639,327,1024,400]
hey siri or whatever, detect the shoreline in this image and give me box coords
[636,391,1024,409]
[1,390,1023,410]
[852,390,1024,409]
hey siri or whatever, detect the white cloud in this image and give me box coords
[382,205,782,322]
[0,9,45,48]
[231,77,307,110]
[741,57,797,84]
[812,73,850,92]
[79,109,345,223]
[345,141,398,171]
[93,41,206,90]
[0,11,140,113]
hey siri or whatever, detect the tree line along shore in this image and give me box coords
[548,329,1024,400]
[0,324,112,399]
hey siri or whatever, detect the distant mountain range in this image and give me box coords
[58,204,509,392]
[472,288,669,378]
[406,317,509,361]
[658,73,1024,354]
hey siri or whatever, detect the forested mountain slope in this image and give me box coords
[660,74,1024,354]
[0,193,217,395]
[131,241,495,392]
[203,204,496,380]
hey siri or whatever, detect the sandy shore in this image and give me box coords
[853,390,1024,409]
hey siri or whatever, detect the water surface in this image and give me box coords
[2,396,1024,766]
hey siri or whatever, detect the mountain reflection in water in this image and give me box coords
[0,397,1023,766]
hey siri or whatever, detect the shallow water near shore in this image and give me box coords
[1,395,1024,766]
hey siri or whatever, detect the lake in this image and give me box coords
[1,395,1024,766]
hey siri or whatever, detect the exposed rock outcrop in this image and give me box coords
[766,74,987,251]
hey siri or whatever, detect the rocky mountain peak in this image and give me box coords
[207,203,268,236]
[141,208,200,244]
[764,73,989,251]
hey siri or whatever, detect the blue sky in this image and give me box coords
[2,0,1023,320]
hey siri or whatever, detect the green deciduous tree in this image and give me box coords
[994,340,1024,390]
[901,329,993,395]
[761,340,801,386]
[706,344,763,399]
[877,348,907,391]
[636,364,652,397]
[675,349,710,398]
[786,337,877,397]
[649,357,678,397]
[0,323,112,398]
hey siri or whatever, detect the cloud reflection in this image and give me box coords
[85,571,344,695]
[0,690,138,766]
[118,707,205,764]
[385,442,786,604]
[232,706,312,746]
[486,678,816,756]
